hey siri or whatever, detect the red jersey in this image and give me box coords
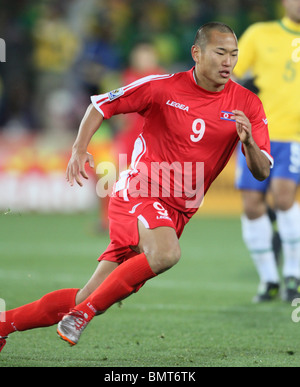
[91,67,272,218]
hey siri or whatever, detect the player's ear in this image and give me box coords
[191,45,201,63]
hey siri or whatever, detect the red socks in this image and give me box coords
[0,253,156,337]
[75,253,156,320]
[0,288,79,337]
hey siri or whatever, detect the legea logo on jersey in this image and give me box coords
[0,38,6,62]
[220,111,235,122]
[166,100,189,112]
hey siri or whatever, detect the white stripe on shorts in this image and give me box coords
[137,214,150,229]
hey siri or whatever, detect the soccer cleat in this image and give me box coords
[0,336,8,353]
[57,309,89,346]
[282,277,300,302]
[252,282,280,303]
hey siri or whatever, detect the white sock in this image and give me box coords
[277,202,300,279]
[241,214,280,284]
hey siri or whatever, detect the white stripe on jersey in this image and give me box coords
[91,73,174,117]
[131,133,146,170]
[91,95,106,116]
[122,73,174,93]
[113,133,147,201]
[137,214,150,229]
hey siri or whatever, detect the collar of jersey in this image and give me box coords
[279,17,300,34]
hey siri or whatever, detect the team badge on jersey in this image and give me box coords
[108,88,124,101]
[220,111,236,122]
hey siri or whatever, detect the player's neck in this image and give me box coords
[193,69,226,93]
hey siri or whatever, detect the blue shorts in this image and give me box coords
[235,141,300,192]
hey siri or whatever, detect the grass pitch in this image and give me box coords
[0,211,299,367]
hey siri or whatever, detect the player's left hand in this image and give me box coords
[233,110,254,146]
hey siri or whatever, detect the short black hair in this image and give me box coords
[193,22,236,50]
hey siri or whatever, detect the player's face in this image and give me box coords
[192,30,238,92]
[283,0,300,23]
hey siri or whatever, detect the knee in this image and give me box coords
[145,243,181,274]
[273,196,294,212]
[242,192,266,219]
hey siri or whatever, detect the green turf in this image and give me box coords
[0,211,299,367]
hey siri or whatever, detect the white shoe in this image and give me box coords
[57,310,89,346]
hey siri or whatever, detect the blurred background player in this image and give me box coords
[92,41,165,231]
[234,0,300,302]
[113,42,164,160]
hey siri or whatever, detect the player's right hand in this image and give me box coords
[66,150,95,187]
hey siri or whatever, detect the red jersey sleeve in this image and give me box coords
[90,75,157,120]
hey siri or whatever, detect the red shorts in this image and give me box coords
[98,195,190,264]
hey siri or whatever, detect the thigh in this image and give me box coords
[271,141,300,182]
[108,195,187,249]
[130,199,183,273]
[135,221,181,274]
[240,189,267,219]
[270,178,298,210]
[268,142,300,210]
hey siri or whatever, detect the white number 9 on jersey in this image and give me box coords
[190,118,206,142]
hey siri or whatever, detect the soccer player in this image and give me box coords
[234,0,300,302]
[0,22,272,352]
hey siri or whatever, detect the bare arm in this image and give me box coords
[66,104,104,186]
[233,110,270,181]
